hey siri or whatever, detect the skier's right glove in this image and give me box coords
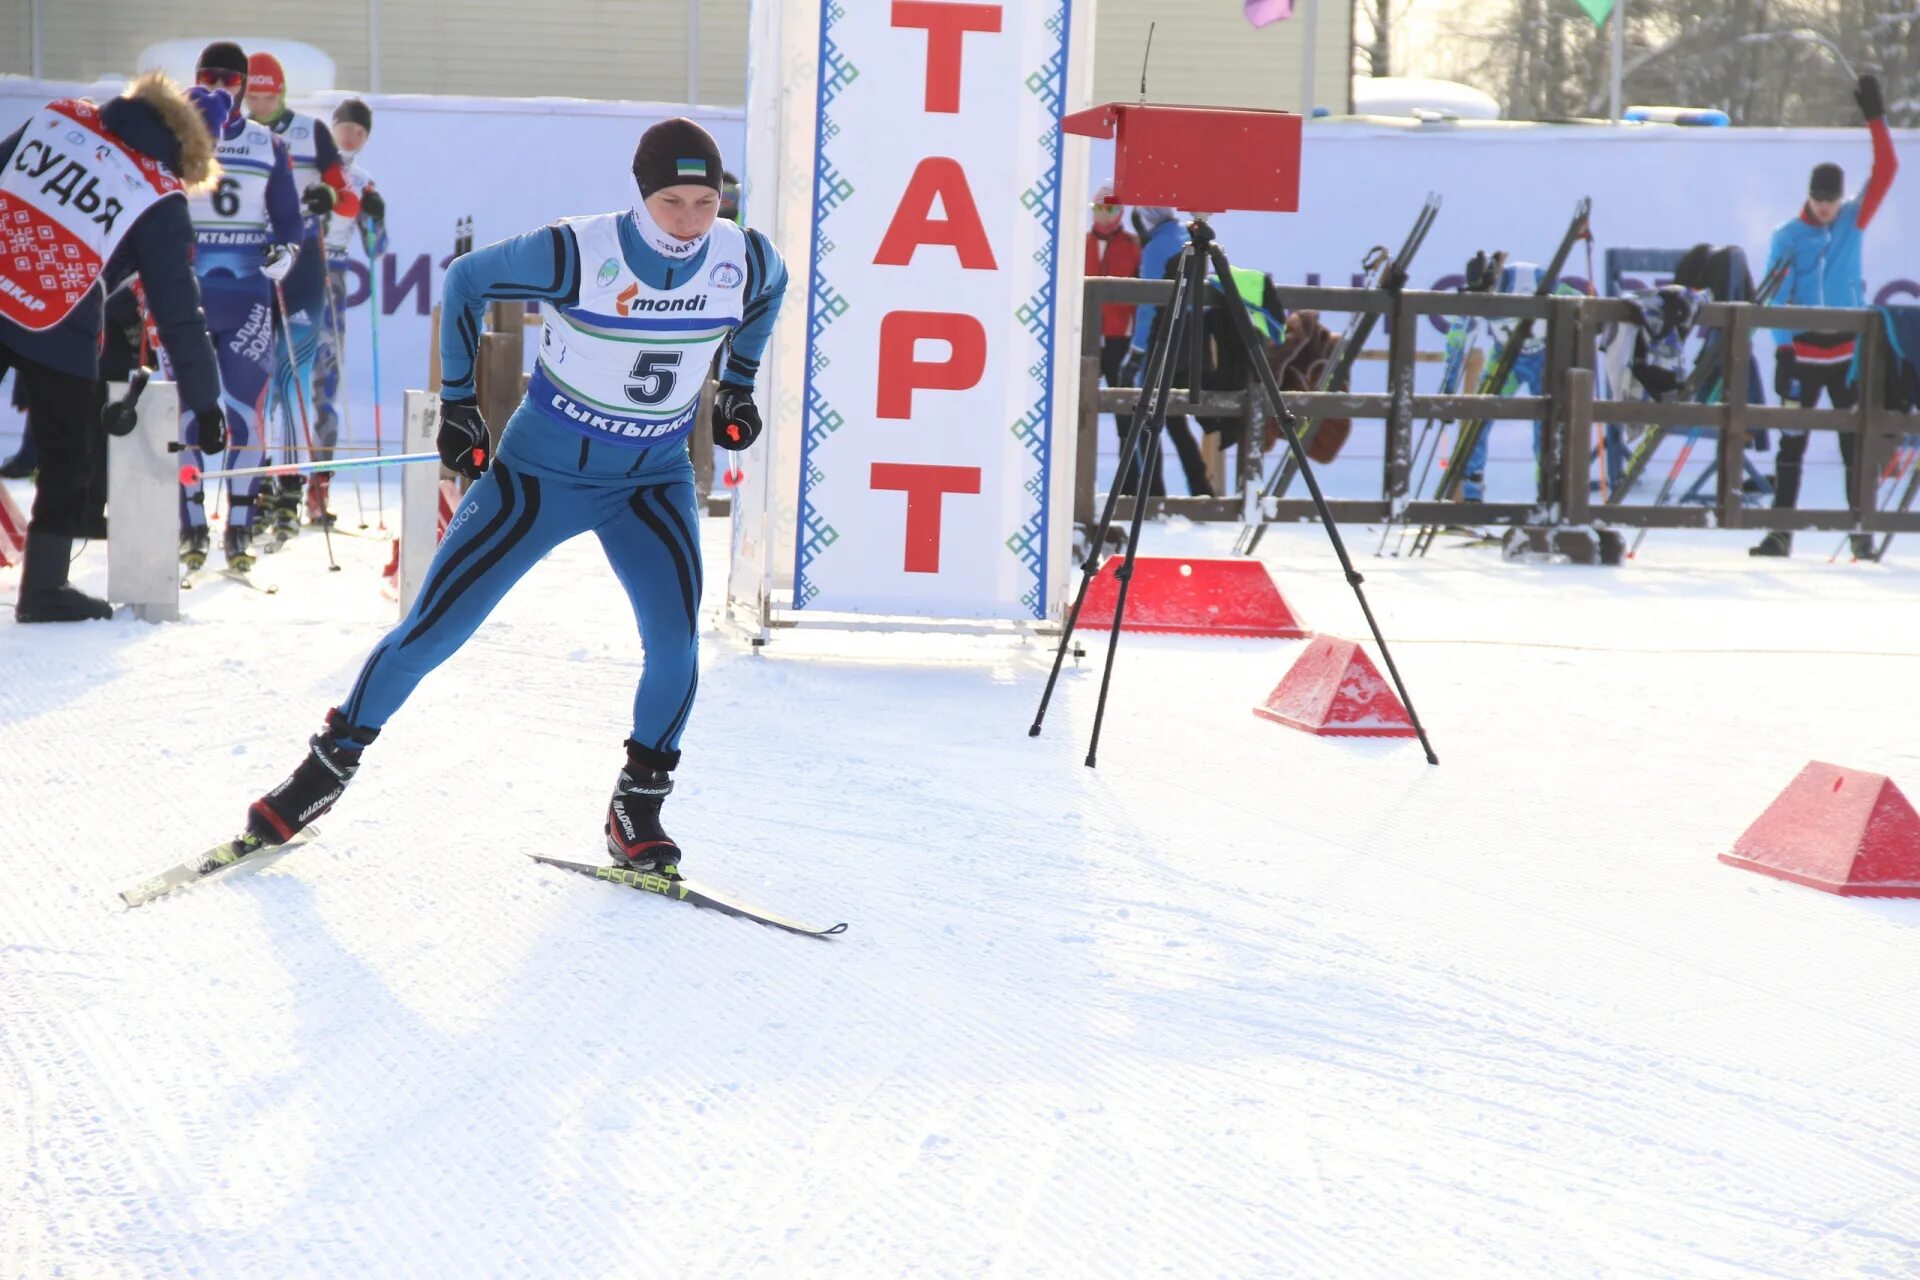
[301,182,336,218]
[192,402,228,454]
[260,243,298,283]
[438,396,491,479]
[1856,74,1885,123]
[1119,346,1145,388]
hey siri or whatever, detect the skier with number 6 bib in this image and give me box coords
[244,118,787,876]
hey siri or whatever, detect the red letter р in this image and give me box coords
[876,311,987,419]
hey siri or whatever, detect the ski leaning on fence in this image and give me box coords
[527,854,849,938]
[1236,193,1442,557]
[1406,197,1593,559]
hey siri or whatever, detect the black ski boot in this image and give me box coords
[181,525,210,572]
[1749,531,1792,557]
[224,522,256,573]
[272,478,303,546]
[605,740,682,874]
[247,708,379,846]
[16,531,112,622]
[0,437,36,478]
[1849,534,1880,563]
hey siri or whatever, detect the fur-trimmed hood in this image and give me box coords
[103,71,218,189]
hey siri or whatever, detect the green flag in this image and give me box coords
[1575,0,1613,25]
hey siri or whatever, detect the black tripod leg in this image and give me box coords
[1086,426,1165,767]
[1086,244,1210,766]
[1030,245,1197,737]
[1204,239,1440,765]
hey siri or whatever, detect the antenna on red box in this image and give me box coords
[1032,93,1438,768]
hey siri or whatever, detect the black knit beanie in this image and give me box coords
[332,98,374,132]
[1809,163,1843,201]
[632,118,724,198]
[196,41,248,79]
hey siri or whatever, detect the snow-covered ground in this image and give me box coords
[4,475,1920,1278]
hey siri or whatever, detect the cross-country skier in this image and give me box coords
[245,52,361,542]
[177,41,304,572]
[308,97,387,526]
[0,74,229,619]
[244,117,787,875]
[1751,73,1898,559]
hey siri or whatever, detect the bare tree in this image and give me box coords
[1414,0,1916,126]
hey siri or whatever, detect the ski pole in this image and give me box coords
[365,224,388,530]
[178,450,440,485]
[326,269,367,528]
[270,277,340,572]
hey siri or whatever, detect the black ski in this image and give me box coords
[1236,192,1441,556]
[1409,197,1592,557]
[528,854,848,938]
[120,828,317,908]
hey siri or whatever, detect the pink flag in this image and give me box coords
[1244,0,1294,25]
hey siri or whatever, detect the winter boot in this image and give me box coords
[1850,534,1880,563]
[224,522,256,573]
[180,525,210,571]
[1748,531,1792,557]
[0,436,37,478]
[605,740,682,874]
[246,708,379,846]
[305,472,334,527]
[16,531,112,622]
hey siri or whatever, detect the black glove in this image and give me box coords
[360,188,386,221]
[101,368,151,436]
[1119,347,1145,388]
[302,182,335,217]
[1773,345,1802,403]
[438,396,491,478]
[192,402,227,454]
[1856,74,1884,123]
[711,384,762,451]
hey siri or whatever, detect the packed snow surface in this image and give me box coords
[4,484,1920,1278]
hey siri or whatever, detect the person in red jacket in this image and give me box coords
[1085,186,1152,493]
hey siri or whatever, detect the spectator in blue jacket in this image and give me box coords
[1752,74,1899,559]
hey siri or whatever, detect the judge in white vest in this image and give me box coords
[0,74,229,621]
[243,118,788,878]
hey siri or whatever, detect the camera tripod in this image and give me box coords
[1030,215,1438,768]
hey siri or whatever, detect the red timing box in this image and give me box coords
[1061,103,1302,213]
[1253,635,1417,738]
[1077,556,1306,637]
[1719,761,1920,897]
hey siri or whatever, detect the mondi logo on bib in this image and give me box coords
[615,284,708,317]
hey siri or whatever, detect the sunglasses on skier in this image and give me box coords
[196,69,245,90]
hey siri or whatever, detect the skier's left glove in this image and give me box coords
[260,243,299,283]
[360,189,386,222]
[438,396,492,479]
[712,384,762,451]
[301,182,336,218]
[1856,74,1885,123]
[1119,347,1145,388]
[191,402,228,455]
